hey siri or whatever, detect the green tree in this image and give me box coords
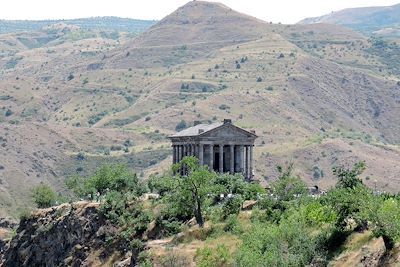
[32,183,56,208]
[333,161,365,189]
[170,156,217,227]
[66,164,145,200]
[272,164,307,202]
[362,197,400,249]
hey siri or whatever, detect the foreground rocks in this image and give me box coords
[0,201,122,267]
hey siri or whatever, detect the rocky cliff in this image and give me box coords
[0,202,132,267]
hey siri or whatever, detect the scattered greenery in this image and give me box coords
[66,164,146,200]
[32,184,57,208]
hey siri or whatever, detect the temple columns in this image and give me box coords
[172,143,253,178]
[209,144,214,171]
[219,145,224,173]
[230,145,235,174]
[199,144,204,165]
[245,146,249,180]
[172,145,177,164]
[239,145,244,174]
[249,145,253,180]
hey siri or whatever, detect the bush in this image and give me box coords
[223,214,242,234]
[235,213,317,267]
[271,165,307,202]
[196,245,231,267]
[256,77,262,82]
[66,164,145,200]
[160,250,190,267]
[175,120,187,131]
[76,152,85,161]
[222,196,243,219]
[5,109,13,117]
[32,184,56,208]
[333,161,365,189]
[100,191,151,238]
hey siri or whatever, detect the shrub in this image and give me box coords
[32,184,56,208]
[66,164,145,199]
[256,77,262,82]
[272,165,307,202]
[175,120,187,131]
[235,212,317,267]
[5,109,13,117]
[333,161,365,189]
[222,196,243,219]
[76,152,85,161]
[196,245,231,267]
[223,214,242,234]
[364,197,400,249]
[161,249,190,267]
[218,104,230,110]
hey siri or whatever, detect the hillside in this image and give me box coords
[298,3,400,37]
[0,0,400,217]
[0,17,155,34]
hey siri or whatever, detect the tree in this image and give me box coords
[66,164,145,200]
[272,164,307,202]
[362,197,400,249]
[175,120,187,131]
[333,161,366,189]
[5,109,13,117]
[32,184,56,208]
[171,157,218,227]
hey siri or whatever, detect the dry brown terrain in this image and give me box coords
[0,0,400,217]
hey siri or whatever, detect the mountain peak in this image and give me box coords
[131,0,267,47]
[158,1,264,26]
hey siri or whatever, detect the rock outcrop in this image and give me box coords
[0,201,122,267]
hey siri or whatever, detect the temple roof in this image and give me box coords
[170,122,223,137]
[169,119,257,138]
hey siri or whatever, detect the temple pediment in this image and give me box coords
[199,124,256,140]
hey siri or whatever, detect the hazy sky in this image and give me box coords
[1,0,399,23]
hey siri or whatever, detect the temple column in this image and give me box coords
[249,145,253,180]
[177,145,182,162]
[199,144,204,165]
[239,145,244,174]
[172,145,176,164]
[230,145,235,174]
[192,144,195,156]
[245,146,249,180]
[209,144,214,171]
[219,144,224,173]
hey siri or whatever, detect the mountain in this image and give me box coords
[0,17,156,34]
[0,0,400,217]
[298,3,400,37]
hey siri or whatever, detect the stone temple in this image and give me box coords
[168,119,257,180]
